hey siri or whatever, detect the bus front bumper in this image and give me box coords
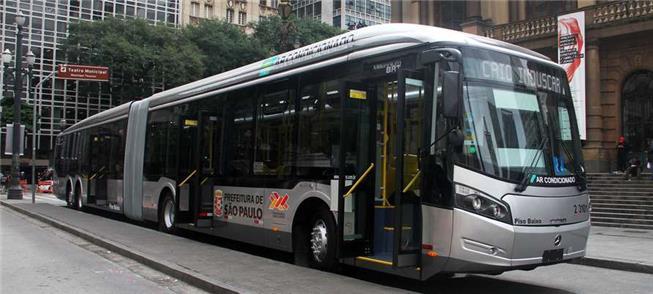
[443,209,590,273]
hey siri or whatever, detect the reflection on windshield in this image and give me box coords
[459,84,582,182]
[461,85,548,181]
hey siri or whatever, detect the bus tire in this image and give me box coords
[66,184,74,208]
[307,208,337,270]
[74,184,82,210]
[158,193,176,234]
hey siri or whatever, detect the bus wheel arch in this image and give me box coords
[292,197,336,270]
[157,188,176,233]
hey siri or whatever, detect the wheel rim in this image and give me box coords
[310,219,328,263]
[164,199,174,229]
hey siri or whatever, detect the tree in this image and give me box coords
[0,97,36,131]
[182,20,268,77]
[252,16,343,54]
[62,18,205,104]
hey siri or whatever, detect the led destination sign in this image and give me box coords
[477,60,563,95]
[463,49,568,96]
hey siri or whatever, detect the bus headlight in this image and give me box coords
[455,185,512,224]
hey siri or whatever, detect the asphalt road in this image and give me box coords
[349,262,653,294]
[0,206,206,294]
[2,196,652,293]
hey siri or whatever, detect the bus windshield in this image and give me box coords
[458,48,584,183]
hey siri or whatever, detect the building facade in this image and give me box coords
[293,0,391,30]
[0,0,181,167]
[180,0,278,27]
[392,0,653,173]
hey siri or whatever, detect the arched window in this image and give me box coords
[622,71,653,155]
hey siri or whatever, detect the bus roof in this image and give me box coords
[61,23,555,135]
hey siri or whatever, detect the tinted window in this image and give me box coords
[254,82,296,177]
[144,108,179,180]
[296,79,341,180]
[223,89,256,177]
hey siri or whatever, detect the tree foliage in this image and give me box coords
[182,20,268,77]
[252,16,343,54]
[0,98,36,131]
[62,16,343,104]
[62,18,205,103]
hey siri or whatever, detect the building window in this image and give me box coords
[205,4,213,18]
[525,1,576,19]
[238,11,246,25]
[191,2,199,16]
[226,9,234,22]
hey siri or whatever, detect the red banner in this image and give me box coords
[58,64,109,81]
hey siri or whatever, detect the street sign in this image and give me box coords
[57,64,109,81]
[4,123,25,156]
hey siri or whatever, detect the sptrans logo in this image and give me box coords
[268,192,289,211]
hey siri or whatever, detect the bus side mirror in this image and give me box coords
[443,71,461,119]
[448,128,464,152]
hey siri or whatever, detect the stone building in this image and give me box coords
[392,0,653,172]
[180,0,278,27]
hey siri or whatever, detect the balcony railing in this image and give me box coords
[485,0,653,42]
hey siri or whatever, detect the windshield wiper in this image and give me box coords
[554,136,587,191]
[514,136,549,192]
[418,127,456,158]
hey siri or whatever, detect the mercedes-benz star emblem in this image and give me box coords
[554,234,562,247]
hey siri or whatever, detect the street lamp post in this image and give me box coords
[278,0,294,53]
[2,49,12,186]
[7,11,30,199]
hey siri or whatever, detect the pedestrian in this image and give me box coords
[623,154,641,181]
[647,140,653,180]
[617,136,626,172]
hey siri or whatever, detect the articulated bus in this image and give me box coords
[54,24,590,280]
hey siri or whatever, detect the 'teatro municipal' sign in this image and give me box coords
[57,64,109,81]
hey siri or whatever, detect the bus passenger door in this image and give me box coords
[337,82,375,258]
[392,70,425,267]
[176,116,199,224]
[196,112,220,227]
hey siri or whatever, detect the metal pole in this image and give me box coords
[31,70,54,203]
[7,22,24,200]
[28,67,35,203]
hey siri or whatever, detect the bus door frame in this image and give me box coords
[393,69,424,268]
[175,115,200,225]
[196,111,220,227]
[336,81,376,258]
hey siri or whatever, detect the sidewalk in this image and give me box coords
[0,196,410,294]
[1,195,651,294]
[574,226,653,274]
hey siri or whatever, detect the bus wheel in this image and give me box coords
[158,194,176,234]
[66,185,74,208]
[74,186,82,210]
[308,209,336,270]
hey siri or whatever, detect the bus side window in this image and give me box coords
[224,89,256,179]
[254,83,295,178]
[296,79,341,181]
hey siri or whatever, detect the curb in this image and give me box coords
[1,201,243,294]
[571,257,653,275]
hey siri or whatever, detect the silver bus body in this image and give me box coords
[53,24,590,280]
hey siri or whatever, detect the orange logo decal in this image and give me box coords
[268,192,289,211]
